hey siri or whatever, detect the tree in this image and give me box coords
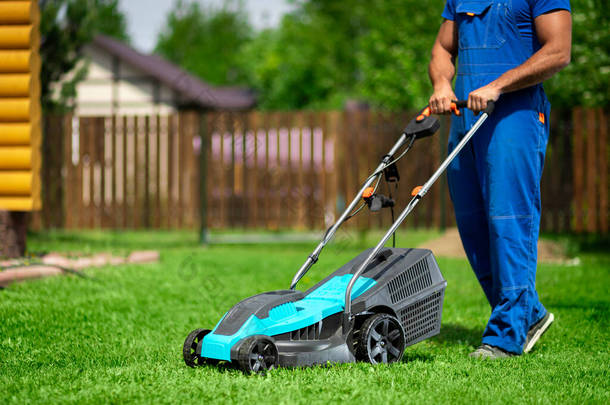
[544,0,609,108]
[155,0,252,86]
[239,0,445,110]
[39,0,130,112]
[241,0,607,110]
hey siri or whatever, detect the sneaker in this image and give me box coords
[523,312,554,353]
[469,344,515,359]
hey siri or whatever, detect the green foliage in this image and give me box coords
[355,0,446,109]
[238,0,445,110]
[1,230,608,403]
[39,0,129,112]
[153,0,607,110]
[155,0,252,86]
[544,0,609,107]
[237,12,355,110]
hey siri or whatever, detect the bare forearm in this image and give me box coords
[489,46,570,94]
[429,52,456,91]
[466,10,572,112]
[428,19,459,113]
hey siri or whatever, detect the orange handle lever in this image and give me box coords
[450,102,461,116]
[362,187,375,199]
[416,107,432,123]
[417,103,461,122]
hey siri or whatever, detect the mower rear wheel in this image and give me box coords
[236,336,279,374]
[357,313,405,364]
[183,328,213,368]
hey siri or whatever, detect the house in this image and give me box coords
[65,35,256,116]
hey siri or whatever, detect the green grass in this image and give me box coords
[1,230,608,404]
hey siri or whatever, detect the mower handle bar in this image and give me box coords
[289,100,495,313]
[343,102,494,318]
[289,132,411,290]
[417,100,495,122]
[454,99,495,115]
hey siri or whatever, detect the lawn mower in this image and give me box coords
[183,101,495,373]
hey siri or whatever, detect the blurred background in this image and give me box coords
[1,0,608,253]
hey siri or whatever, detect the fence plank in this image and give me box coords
[216,112,227,228]
[327,112,340,229]
[64,115,74,229]
[154,114,163,229]
[247,112,258,228]
[263,112,275,229]
[585,109,598,233]
[121,116,128,229]
[143,116,150,228]
[598,109,608,234]
[95,117,105,229]
[192,112,201,228]
[238,112,247,227]
[559,110,569,232]
[110,116,117,228]
[82,118,92,228]
[572,108,584,232]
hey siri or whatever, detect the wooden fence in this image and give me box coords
[33,108,609,234]
[36,113,201,230]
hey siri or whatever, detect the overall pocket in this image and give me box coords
[457,0,506,50]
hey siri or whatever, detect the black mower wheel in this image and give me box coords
[357,313,405,364]
[236,336,279,374]
[183,328,214,368]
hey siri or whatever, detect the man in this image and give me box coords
[428,0,571,358]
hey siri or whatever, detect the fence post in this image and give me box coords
[199,112,209,244]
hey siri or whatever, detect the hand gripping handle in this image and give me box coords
[451,100,496,115]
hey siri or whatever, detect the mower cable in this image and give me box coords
[365,134,416,183]
[321,134,414,245]
[340,173,383,224]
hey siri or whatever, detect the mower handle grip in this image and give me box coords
[451,100,495,115]
[416,100,495,122]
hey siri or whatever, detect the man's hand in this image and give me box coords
[429,84,457,114]
[468,83,501,114]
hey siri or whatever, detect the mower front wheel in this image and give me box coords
[236,336,279,374]
[183,328,215,368]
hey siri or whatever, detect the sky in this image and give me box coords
[118,0,295,53]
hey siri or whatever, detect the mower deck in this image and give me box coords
[186,248,446,371]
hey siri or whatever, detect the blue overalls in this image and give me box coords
[448,0,550,354]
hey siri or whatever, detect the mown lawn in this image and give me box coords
[1,230,608,404]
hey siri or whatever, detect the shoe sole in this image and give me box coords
[523,312,554,353]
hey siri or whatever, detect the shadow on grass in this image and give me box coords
[431,323,482,347]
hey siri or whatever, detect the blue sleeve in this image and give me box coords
[531,0,571,18]
[442,0,456,21]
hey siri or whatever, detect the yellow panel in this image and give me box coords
[30,117,40,148]
[0,49,32,72]
[0,170,32,195]
[0,25,33,49]
[0,73,30,96]
[0,146,31,169]
[31,159,39,207]
[0,2,34,25]
[0,122,30,144]
[0,98,30,121]
[0,196,36,210]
